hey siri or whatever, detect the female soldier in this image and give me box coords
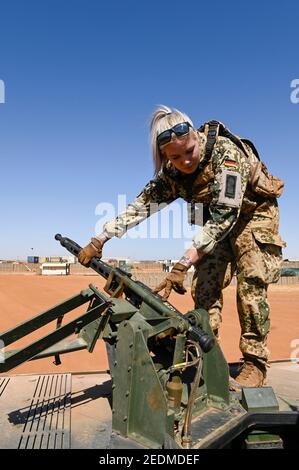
[79,105,285,388]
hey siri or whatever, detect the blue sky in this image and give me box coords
[0,0,298,260]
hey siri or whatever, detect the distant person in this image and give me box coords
[78,105,285,389]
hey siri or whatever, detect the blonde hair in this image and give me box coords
[150,105,194,175]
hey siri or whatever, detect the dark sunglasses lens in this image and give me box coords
[157,123,191,146]
[157,130,171,146]
[173,122,190,136]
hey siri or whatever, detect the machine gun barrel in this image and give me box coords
[55,233,112,278]
[55,234,215,353]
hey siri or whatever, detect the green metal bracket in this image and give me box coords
[0,286,110,373]
[112,312,169,448]
[1,288,94,347]
[186,308,230,411]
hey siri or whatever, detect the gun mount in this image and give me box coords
[0,234,298,449]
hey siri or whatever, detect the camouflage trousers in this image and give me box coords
[191,208,284,366]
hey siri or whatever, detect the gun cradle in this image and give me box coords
[0,234,298,449]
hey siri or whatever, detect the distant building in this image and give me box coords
[62,255,77,264]
[36,255,77,264]
[41,262,70,276]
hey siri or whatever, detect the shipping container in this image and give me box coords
[27,256,39,263]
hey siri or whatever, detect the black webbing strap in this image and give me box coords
[203,120,220,162]
[198,120,261,161]
[240,138,261,161]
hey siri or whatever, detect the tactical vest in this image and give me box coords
[163,155,214,204]
[199,120,284,199]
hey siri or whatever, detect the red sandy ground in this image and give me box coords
[0,274,298,375]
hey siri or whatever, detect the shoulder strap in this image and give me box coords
[202,120,220,162]
[240,138,261,161]
[198,120,261,161]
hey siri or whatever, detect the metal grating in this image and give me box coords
[0,374,71,449]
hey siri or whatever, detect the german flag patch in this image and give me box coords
[224,158,237,168]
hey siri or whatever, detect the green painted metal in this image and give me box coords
[245,430,283,448]
[112,313,169,448]
[31,337,88,359]
[55,235,215,354]
[186,309,230,410]
[0,289,94,347]
[241,387,279,412]
[0,295,110,373]
[0,234,298,449]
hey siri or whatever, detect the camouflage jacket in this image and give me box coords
[103,134,283,254]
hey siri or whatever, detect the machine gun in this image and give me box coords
[0,235,298,449]
[55,234,215,353]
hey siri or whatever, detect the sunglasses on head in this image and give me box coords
[157,122,193,147]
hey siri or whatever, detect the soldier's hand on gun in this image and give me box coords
[153,263,188,301]
[78,238,104,267]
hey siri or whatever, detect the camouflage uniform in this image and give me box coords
[103,133,285,366]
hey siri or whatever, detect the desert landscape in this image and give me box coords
[0,273,298,375]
